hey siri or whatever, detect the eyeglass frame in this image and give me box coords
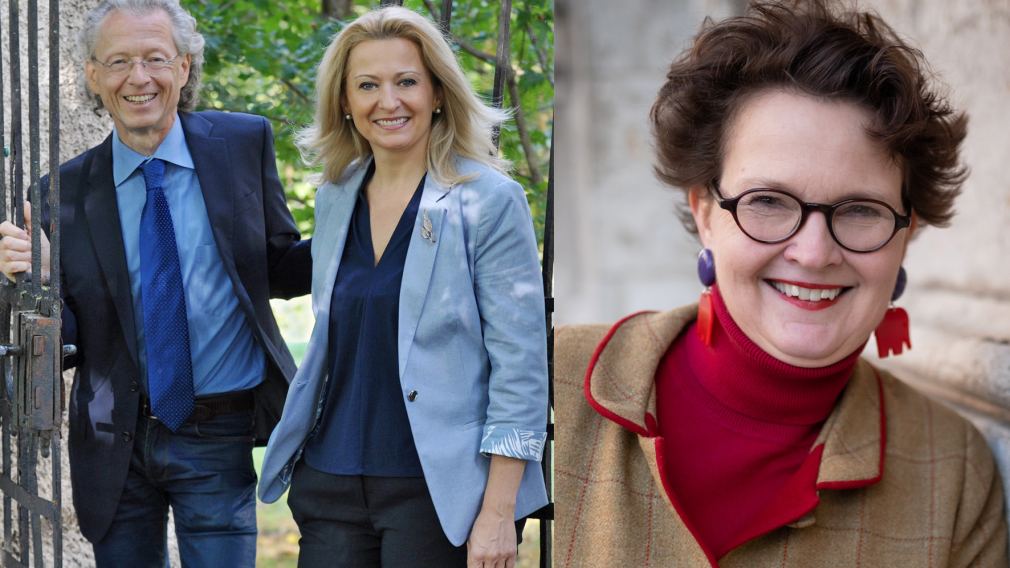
[90,54,182,75]
[708,181,912,253]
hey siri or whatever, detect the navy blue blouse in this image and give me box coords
[303,165,425,477]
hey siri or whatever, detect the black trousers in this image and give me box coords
[288,462,524,568]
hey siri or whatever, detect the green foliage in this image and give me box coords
[180,0,554,241]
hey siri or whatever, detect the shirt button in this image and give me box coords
[121,432,133,443]
[407,390,418,402]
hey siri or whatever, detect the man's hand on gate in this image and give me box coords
[0,201,51,283]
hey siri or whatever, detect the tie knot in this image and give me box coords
[141,158,165,192]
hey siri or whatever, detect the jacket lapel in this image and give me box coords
[313,163,367,320]
[181,113,239,282]
[83,135,139,366]
[397,174,449,379]
[584,308,694,436]
[814,360,886,488]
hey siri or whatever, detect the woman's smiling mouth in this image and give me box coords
[767,279,850,310]
[374,117,409,128]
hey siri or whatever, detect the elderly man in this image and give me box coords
[0,0,310,565]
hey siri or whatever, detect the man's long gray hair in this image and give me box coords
[80,0,205,112]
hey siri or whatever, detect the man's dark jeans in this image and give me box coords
[92,409,258,568]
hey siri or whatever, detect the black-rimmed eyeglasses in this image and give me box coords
[710,183,912,253]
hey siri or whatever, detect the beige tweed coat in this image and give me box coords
[555,306,1008,567]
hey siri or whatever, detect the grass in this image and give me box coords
[254,448,300,568]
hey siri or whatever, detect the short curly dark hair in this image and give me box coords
[651,0,968,234]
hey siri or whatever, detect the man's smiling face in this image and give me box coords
[85,8,190,153]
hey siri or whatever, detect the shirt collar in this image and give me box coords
[112,114,195,186]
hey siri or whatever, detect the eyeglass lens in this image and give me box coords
[734,190,898,252]
[102,57,175,74]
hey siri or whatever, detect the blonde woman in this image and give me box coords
[259,7,548,567]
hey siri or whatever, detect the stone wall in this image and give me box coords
[556,0,1010,523]
[856,0,1010,516]
[556,0,744,324]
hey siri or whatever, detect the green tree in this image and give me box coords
[181,0,553,241]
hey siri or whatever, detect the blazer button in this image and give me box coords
[121,432,133,443]
[407,390,418,402]
[130,381,140,392]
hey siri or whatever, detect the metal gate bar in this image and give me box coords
[539,119,554,568]
[47,0,63,563]
[0,0,11,557]
[3,1,25,565]
[1,0,64,565]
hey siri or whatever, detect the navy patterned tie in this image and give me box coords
[139,158,194,431]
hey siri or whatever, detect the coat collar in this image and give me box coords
[84,135,138,365]
[584,306,885,488]
[180,112,238,280]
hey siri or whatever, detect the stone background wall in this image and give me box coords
[864,0,1010,518]
[556,0,1010,526]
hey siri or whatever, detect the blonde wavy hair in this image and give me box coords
[300,6,510,186]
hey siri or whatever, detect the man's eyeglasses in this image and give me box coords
[710,182,912,253]
[91,54,180,75]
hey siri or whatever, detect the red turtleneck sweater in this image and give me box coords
[655,285,862,559]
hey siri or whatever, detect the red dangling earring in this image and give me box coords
[875,266,911,358]
[697,249,716,346]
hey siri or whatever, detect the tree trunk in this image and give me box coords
[322,0,352,19]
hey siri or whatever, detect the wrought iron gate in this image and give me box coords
[0,0,66,566]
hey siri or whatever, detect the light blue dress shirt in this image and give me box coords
[112,115,265,396]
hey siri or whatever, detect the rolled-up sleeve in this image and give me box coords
[473,178,549,462]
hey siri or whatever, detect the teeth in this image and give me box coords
[771,281,842,302]
[376,117,408,126]
[125,94,155,103]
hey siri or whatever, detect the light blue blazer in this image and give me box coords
[259,156,549,546]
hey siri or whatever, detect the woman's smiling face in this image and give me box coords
[691,89,912,367]
[343,38,440,163]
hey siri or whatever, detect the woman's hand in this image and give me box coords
[467,501,517,568]
[467,455,526,568]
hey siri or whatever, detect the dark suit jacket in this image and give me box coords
[54,111,311,542]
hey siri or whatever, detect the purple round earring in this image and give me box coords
[697,248,716,287]
[696,249,716,346]
[891,266,907,302]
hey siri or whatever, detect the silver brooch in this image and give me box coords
[420,209,436,243]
